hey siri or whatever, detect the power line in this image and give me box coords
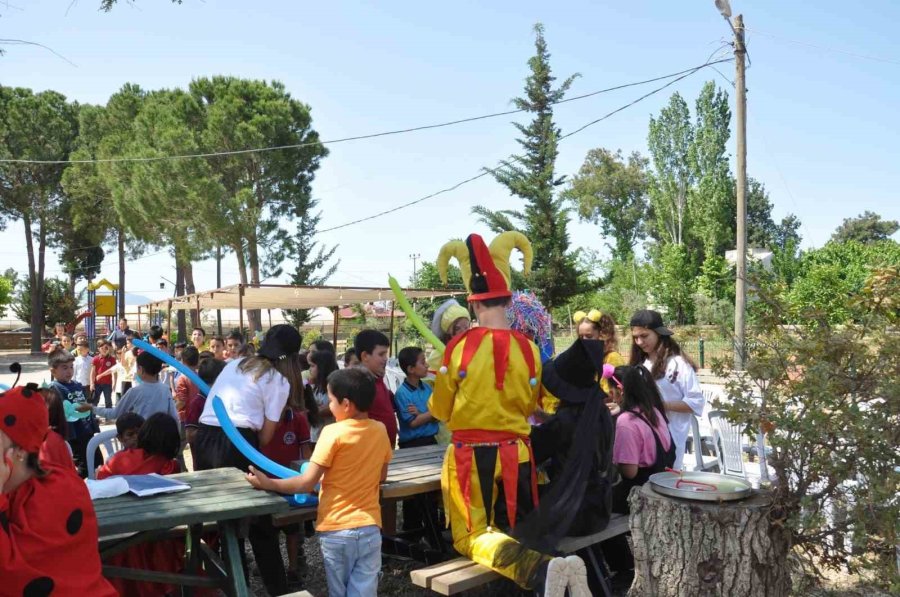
[744,27,900,66]
[319,58,729,234]
[0,59,733,165]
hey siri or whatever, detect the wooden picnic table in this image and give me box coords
[274,443,447,526]
[94,467,289,597]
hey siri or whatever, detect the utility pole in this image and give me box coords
[409,253,421,286]
[733,13,748,370]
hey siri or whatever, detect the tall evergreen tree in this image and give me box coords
[471,24,582,309]
[0,87,78,350]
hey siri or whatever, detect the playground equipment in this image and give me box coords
[86,278,120,350]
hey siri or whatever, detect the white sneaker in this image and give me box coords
[565,555,591,597]
[543,556,569,597]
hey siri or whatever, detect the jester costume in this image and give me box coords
[429,232,560,589]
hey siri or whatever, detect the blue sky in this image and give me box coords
[0,0,897,306]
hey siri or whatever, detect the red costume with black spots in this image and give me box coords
[0,384,117,597]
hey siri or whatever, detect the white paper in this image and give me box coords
[86,477,130,500]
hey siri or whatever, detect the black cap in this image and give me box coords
[257,325,302,361]
[629,309,673,336]
[541,339,606,404]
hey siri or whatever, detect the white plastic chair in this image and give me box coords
[686,416,719,472]
[708,410,745,477]
[86,429,123,480]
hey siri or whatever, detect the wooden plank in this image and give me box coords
[430,561,501,595]
[97,495,287,535]
[556,514,630,553]
[385,468,443,482]
[381,479,442,499]
[271,507,319,527]
[94,482,271,517]
[102,565,221,587]
[410,557,478,589]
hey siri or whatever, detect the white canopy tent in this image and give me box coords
[139,283,462,344]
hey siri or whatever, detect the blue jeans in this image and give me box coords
[319,525,382,597]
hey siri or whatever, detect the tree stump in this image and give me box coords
[628,483,791,597]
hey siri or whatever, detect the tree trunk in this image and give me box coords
[23,212,41,353]
[215,244,222,336]
[247,235,262,332]
[628,483,791,597]
[117,227,126,318]
[175,261,186,342]
[183,261,197,329]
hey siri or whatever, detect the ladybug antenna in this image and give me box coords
[9,362,22,388]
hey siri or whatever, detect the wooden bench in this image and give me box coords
[411,513,630,595]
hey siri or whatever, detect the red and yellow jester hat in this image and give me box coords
[437,231,533,303]
[0,384,49,453]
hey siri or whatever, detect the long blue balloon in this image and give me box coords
[132,339,300,481]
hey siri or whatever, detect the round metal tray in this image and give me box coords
[649,471,753,502]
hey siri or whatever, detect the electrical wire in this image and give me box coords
[0,59,733,165]
[319,58,731,234]
[744,27,900,67]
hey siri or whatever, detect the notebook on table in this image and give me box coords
[88,474,191,499]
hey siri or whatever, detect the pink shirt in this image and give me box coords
[613,408,672,468]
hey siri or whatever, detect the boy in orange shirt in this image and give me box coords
[246,367,392,597]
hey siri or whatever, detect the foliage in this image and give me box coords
[831,210,899,245]
[0,86,79,350]
[713,265,900,589]
[12,277,80,331]
[0,270,14,319]
[188,76,329,330]
[302,328,322,348]
[471,24,582,309]
[280,196,339,328]
[61,88,148,317]
[688,81,734,258]
[647,92,694,246]
[557,256,650,327]
[784,240,900,324]
[564,148,649,261]
[649,243,695,324]
[695,253,733,303]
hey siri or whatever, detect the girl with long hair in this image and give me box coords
[601,365,677,582]
[193,324,307,596]
[307,348,339,444]
[628,309,704,470]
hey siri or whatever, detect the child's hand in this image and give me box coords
[246,465,274,491]
[75,403,93,413]
[407,405,420,416]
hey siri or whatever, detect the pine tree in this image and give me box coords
[472,23,582,309]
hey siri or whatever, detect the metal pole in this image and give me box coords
[733,13,748,371]
[166,300,172,340]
